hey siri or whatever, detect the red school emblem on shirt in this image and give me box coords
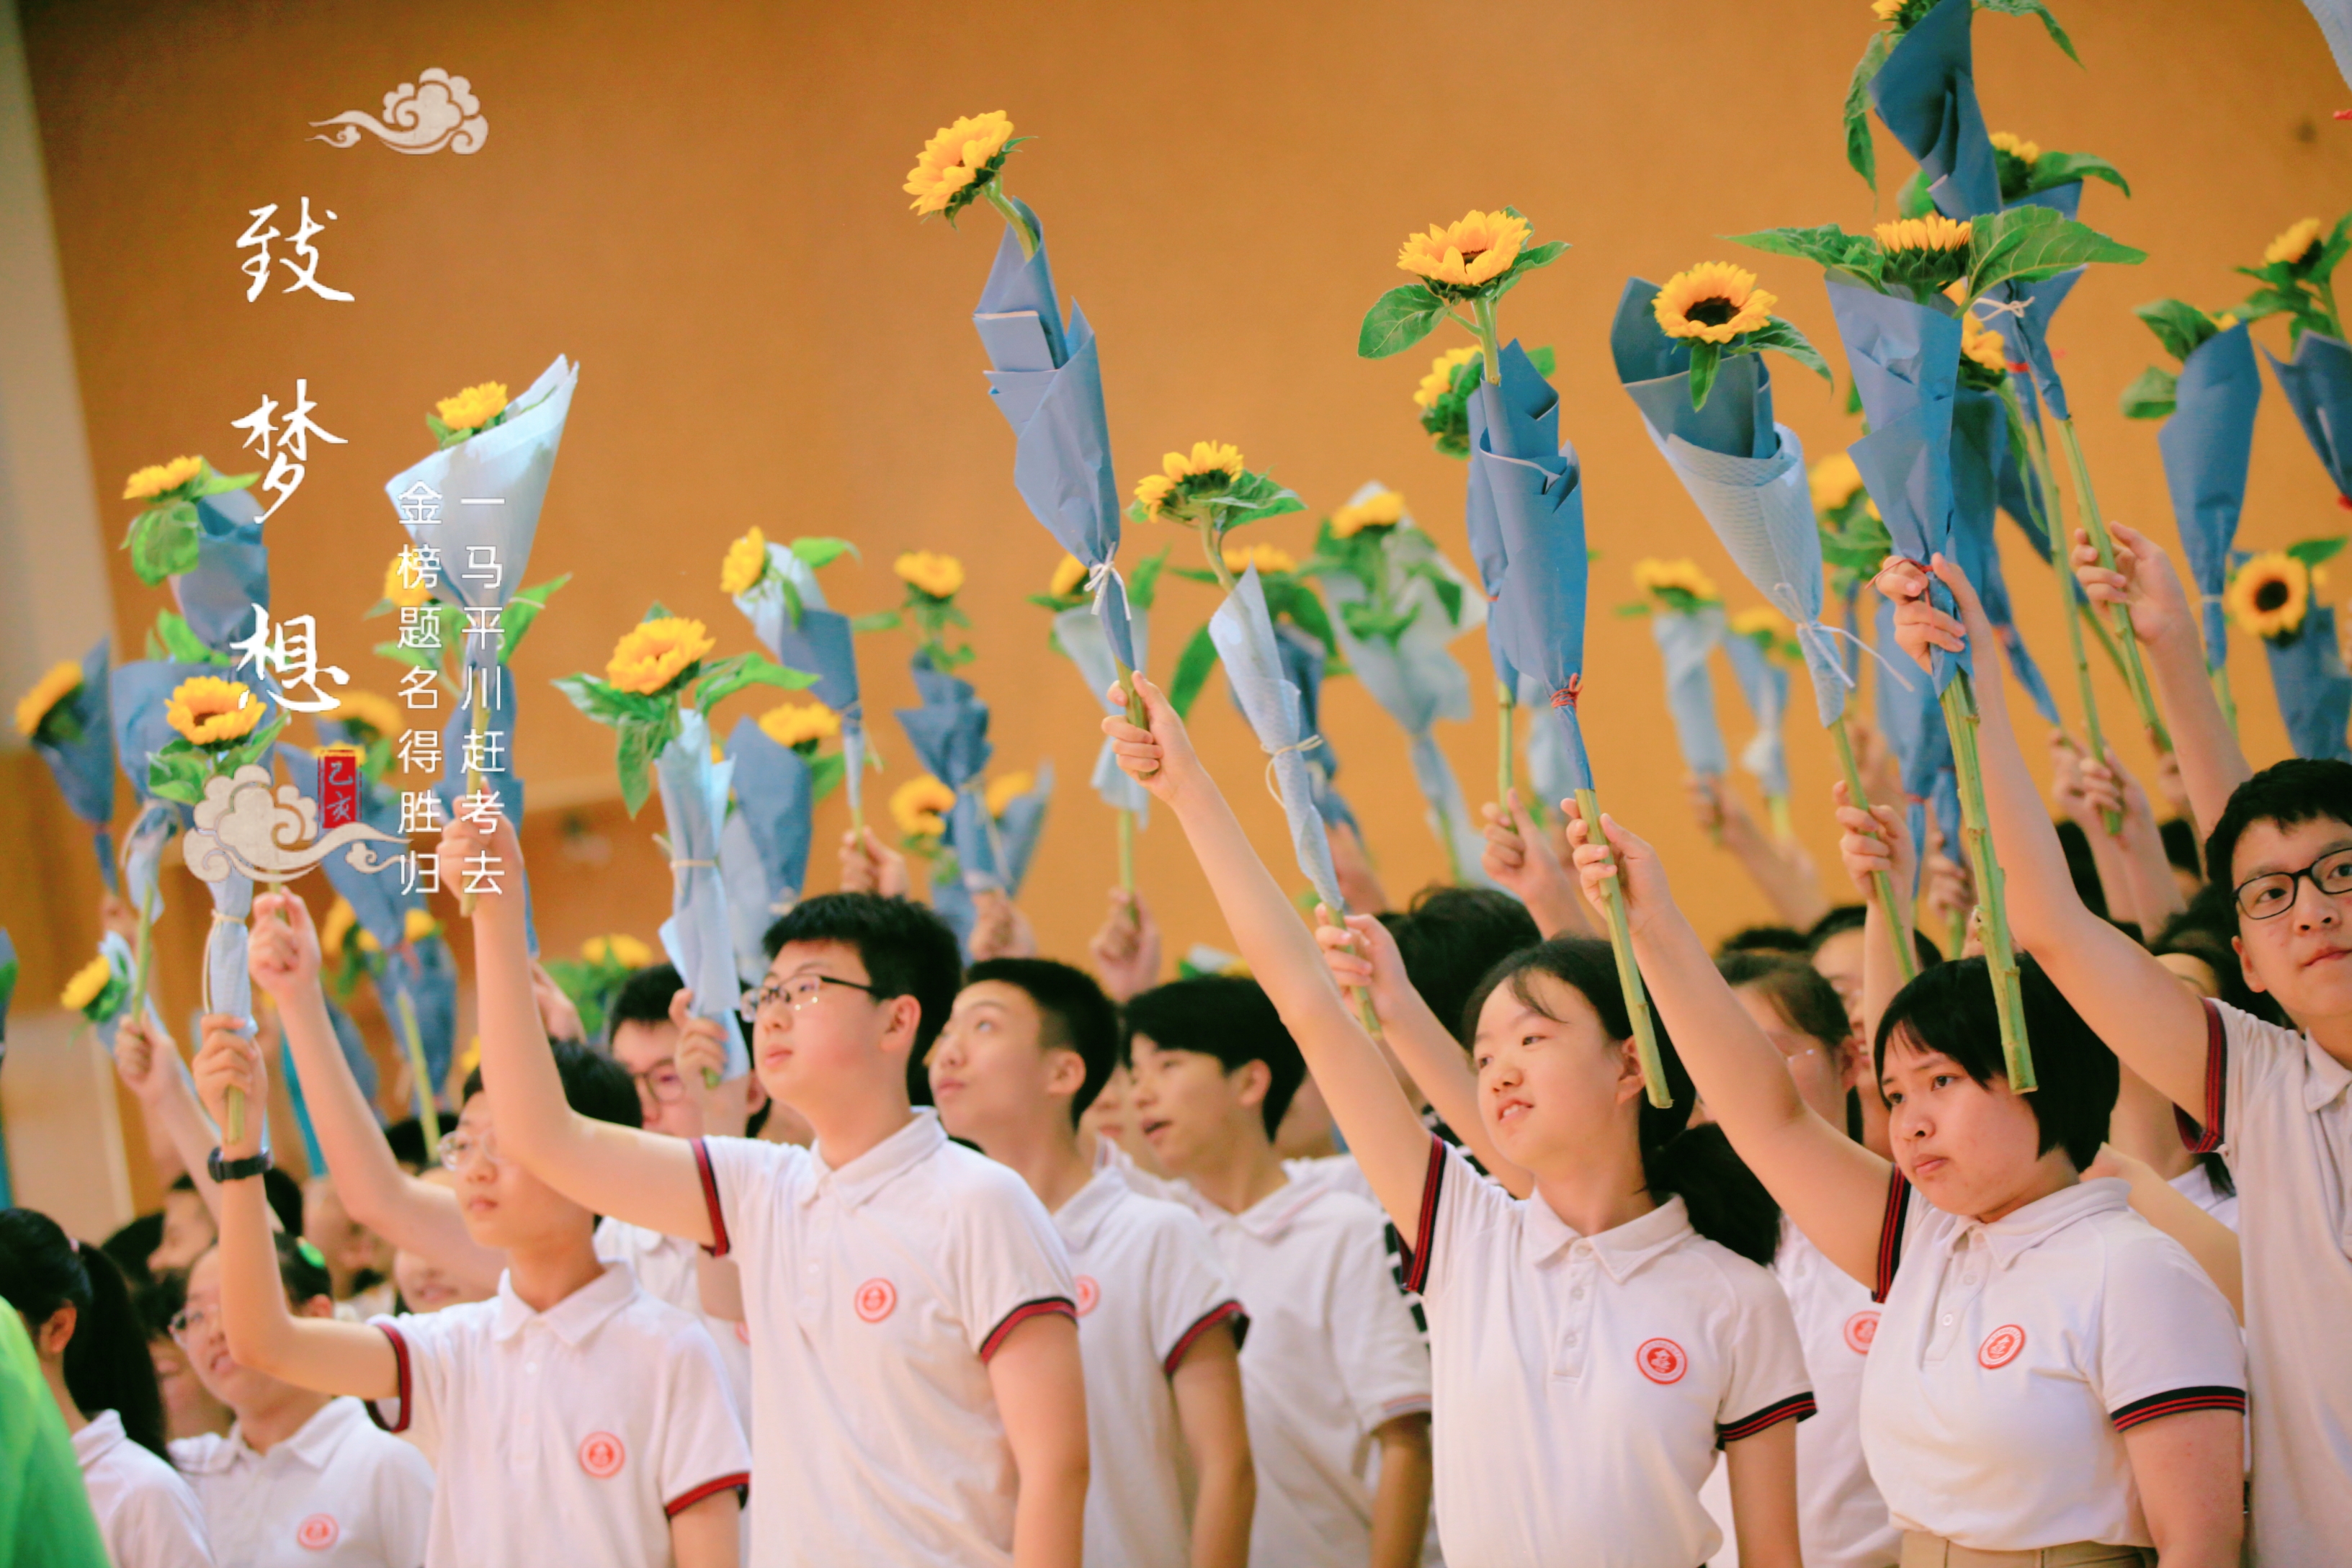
[1073,1276,1100,1317]
[295,1514,340,1551]
[1635,1338,1688,1384]
[854,1278,898,1322]
[1978,1324,2027,1369]
[578,1432,627,1478]
[1843,1310,1880,1355]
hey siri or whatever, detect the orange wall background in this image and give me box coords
[12,0,2352,1154]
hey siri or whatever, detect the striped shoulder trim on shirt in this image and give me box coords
[1717,1392,1817,1445]
[2174,1000,2228,1156]
[2111,1386,2245,1431]
[1163,1301,1248,1375]
[665,1473,750,1518]
[980,1297,1077,1361]
[1871,1169,1912,1304]
[364,1322,413,1434]
[1398,1134,1449,1295]
[691,1138,732,1258]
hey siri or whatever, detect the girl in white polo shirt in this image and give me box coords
[1104,678,1814,1568]
[1560,801,2249,1567]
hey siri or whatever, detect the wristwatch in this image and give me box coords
[207,1147,273,1183]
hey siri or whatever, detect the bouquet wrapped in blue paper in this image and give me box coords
[1621,560,1732,785]
[653,707,747,1078]
[720,714,819,980]
[2223,545,2352,761]
[17,638,118,890]
[2235,215,2352,483]
[1722,610,1797,830]
[1208,568,1347,915]
[723,529,872,831]
[58,933,136,1052]
[1843,0,2076,207]
[1038,547,1167,892]
[895,651,998,892]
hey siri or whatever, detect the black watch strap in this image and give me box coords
[207,1147,273,1183]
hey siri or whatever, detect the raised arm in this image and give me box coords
[1479,793,1588,938]
[1830,780,1919,1047]
[1566,810,1892,1286]
[1690,774,1833,931]
[112,1015,224,1218]
[1884,557,2211,1111]
[442,813,713,1244]
[249,895,503,1288]
[2078,750,2189,936]
[1103,678,1435,1239]
[190,1021,398,1399]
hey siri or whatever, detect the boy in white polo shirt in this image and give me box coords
[929,957,1254,1568]
[1123,975,1433,1568]
[452,813,1089,1568]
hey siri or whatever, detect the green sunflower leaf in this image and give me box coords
[153,610,216,666]
[2131,300,2220,364]
[125,501,202,586]
[1129,545,1171,611]
[191,465,260,498]
[1975,0,2079,63]
[1358,284,1451,360]
[1167,624,1221,719]
[1964,206,2144,301]
[615,718,666,817]
[1686,340,1722,411]
[849,611,902,634]
[500,574,571,664]
[695,651,818,711]
[1728,225,1886,292]
[2117,365,2177,421]
[373,640,443,674]
[2026,150,2129,198]
[807,751,846,804]
[1528,346,1559,377]
[1216,471,1307,532]
[1897,168,1936,220]
[789,537,857,571]
[2287,537,2348,569]
[1740,318,1836,387]
[1843,30,1895,193]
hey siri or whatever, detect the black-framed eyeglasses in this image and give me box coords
[738,973,880,1021]
[167,1304,219,1343]
[2234,847,2352,920]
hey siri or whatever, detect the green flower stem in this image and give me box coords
[2079,599,2131,686]
[1117,809,1135,898]
[1939,673,2036,1091]
[981,183,1037,259]
[2054,416,2173,754]
[126,873,160,1042]
[1573,787,1672,1108]
[1197,522,1238,593]
[1472,297,1504,385]
[1947,905,1971,964]
[1832,714,1919,984]
[2317,274,2344,343]
[393,986,442,1153]
[2212,660,2239,740]
[1497,681,1517,809]
[1768,794,1794,845]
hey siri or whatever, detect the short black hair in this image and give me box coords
[609,963,684,1032]
[1389,886,1541,1044]
[764,894,962,1067]
[1718,950,1851,1050]
[2159,817,2203,879]
[1123,977,1305,1139]
[171,1168,304,1240]
[2204,757,2352,893]
[1716,924,1810,957]
[1805,902,1944,969]
[2053,820,2111,918]
[270,1232,334,1307]
[2152,886,2289,1028]
[383,1117,429,1172]
[1874,954,2116,1171]
[964,959,1121,1127]
[462,1039,643,1131]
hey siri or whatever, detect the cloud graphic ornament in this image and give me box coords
[181,766,404,887]
[311,68,488,155]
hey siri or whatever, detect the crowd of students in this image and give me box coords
[4,521,2348,1567]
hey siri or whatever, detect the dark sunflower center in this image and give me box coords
[1684,295,1740,328]
[2255,579,2291,612]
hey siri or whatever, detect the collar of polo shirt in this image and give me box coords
[1226,1180,1325,1242]
[1518,1191,1693,1279]
[1050,1168,1126,1249]
[2297,1034,2352,1111]
[1949,1176,2129,1272]
[796,1108,944,1211]
[248,1392,367,1471]
[490,1260,634,1345]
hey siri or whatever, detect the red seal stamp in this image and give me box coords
[854,1278,898,1323]
[295,1515,339,1551]
[1635,1338,1688,1384]
[578,1431,626,1478]
[1978,1324,2026,1369]
[1073,1276,1100,1316]
[1843,1310,1880,1355]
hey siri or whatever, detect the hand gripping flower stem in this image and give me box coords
[391,985,443,1151]
[1831,715,1918,983]
[2054,417,2172,755]
[1575,788,1671,1108]
[1939,673,2036,1091]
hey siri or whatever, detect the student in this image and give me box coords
[929,957,1256,1568]
[1911,545,2347,1559]
[1122,975,1434,1568]
[1559,776,2246,1563]
[137,1273,233,1442]
[387,1172,495,1316]
[169,1235,434,1567]
[192,971,750,1567]
[1104,680,1807,1568]
[0,1255,110,1568]
[452,813,1089,1568]
[0,1207,213,1567]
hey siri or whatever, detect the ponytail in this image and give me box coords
[0,1208,171,1462]
[1466,936,1783,1267]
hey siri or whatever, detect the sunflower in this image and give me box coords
[1989,132,2043,200]
[383,550,436,611]
[1874,214,1973,291]
[581,934,653,969]
[1131,442,1247,523]
[1632,557,1721,604]
[403,908,438,944]
[1331,490,1405,539]
[1222,543,1296,578]
[1988,131,2042,165]
[985,771,1034,818]
[60,952,117,1016]
[720,529,770,596]
[1414,346,1483,411]
[320,899,359,957]
[2226,552,2312,640]
[903,111,1016,218]
[1653,263,1777,345]
[759,702,841,750]
[1810,452,1865,514]
[15,661,83,738]
[891,776,957,840]
[1960,310,2012,376]
[1396,210,1529,292]
[895,550,966,600]
[1048,554,1088,599]
[123,456,205,502]
[166,676,263,747]
[2266,218,2325,269]
[435,382,509,434]
[604,617,715,696]
[1730,606,1790,642]
[335,690,404,741]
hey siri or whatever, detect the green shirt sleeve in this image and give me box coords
[0,1305,108,1568]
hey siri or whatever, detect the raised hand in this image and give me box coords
[530,959,587,1044]
[113,1014,180,1107]
[1875,557,1967,671]
[1101,676,1202,805]
[1831,779,1915,902]
[839,825,911,898]
[1313,908,1417,1022]
[248,890,323,1002]
[192,1013,268,1160]
[1325,817,1392,916]
[1480,792,1584,937]
[968,890,1039,960]
[437,810,524,918]
[2074,521,2193,651]
[1088,890,1162,1003]
[1565,802,1673,936]
[668,987,748,1135]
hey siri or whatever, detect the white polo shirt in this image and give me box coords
[1771,1221,1898,1568]
[73,1409,214,1568]
[1179,1170,1431,1568]
[693,1110,1077,1568]
[1052,1168,1246,1568]
[2176,998,2352,1562]
[595,1216,754,1411]
[2165,1162,2239,1229]
[1402,1137,1812,1568]
[171,1396,433,1568]
[1860,1173,2244,1553]
[366,1261,749,1568]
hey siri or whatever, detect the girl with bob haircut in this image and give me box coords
[1104,676,1816,1568]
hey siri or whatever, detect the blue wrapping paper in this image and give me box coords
[973,199,1140,676]
[120,802,179,930]
[718,809,770,986]
[654,708,749,1076]
[1253,623,1354,833]
[283,994,386,1175]
[1519,672,1578,817]
[1954,387,2060,724]
[1462,357,1524,692]
[1869,0,2000,220]
[735,542,867,820]
[993,764,1055,897]
[1830,281,1969,693]
[2158,324,2262,666]
[378,936,458,1101]
[1983,266,2083,424]
[1609,278,1774,461]
[1876,596,1954,894]
[2263,606,2352,761]
[1653,606,1732,779]
[431,678,536,953]
[1720,630,1792,801]
[1052,604,1153,821]
[276,743,410,949]
[174,486,271,655]
[723,715,815,921]
[30,637,118,890]
[895,653,998,892]
[2263,330,2352,502]
[1209,568,1346,910]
